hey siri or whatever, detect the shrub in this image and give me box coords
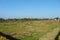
[0,36,7,40]
[58,35,60,40]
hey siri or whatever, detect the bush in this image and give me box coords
[58,35,60,40]
[0,36,7,40]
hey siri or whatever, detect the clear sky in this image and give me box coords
[0,0,60,18]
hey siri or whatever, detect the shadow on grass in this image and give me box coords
[55,31,60,40]
[0,32,20,40]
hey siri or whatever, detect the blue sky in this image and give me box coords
[0,0,60,18]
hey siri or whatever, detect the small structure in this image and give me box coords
[55,31,60,40]
[54,17,60,22]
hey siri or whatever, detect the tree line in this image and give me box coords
[0,17,60,22]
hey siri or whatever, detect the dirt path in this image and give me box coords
[39,27,60,40]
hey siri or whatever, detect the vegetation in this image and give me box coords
[0,18,60,40]
[0,36,7,40]
[58,35,60,40]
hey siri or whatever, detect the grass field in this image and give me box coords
[0,19,60,40]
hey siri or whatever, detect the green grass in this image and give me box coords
[0,20,60,40]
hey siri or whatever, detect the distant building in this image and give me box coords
[54,17,60,22]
